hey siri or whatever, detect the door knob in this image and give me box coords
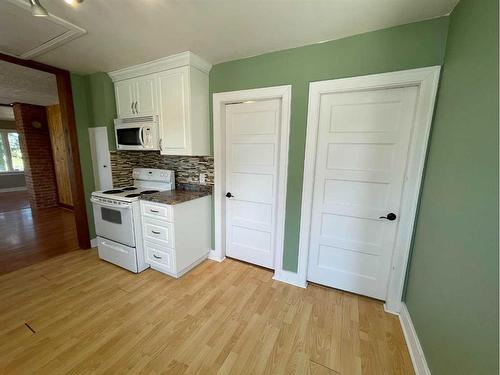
[379,213,397,221]
[225,192,234,198]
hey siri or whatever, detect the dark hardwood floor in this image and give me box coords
[0,192,79,275]
[0,191,30,213]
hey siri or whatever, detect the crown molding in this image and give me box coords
[107,51,212,82]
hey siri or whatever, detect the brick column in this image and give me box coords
[13,103,58,209]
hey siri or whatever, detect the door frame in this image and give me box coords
[213,85,292,275]
[0,52,91,249]
[298,66,441,314]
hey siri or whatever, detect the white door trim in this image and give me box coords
[213,85,292,276]
[298,66,441,313]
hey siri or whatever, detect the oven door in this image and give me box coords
[91,199,135,247]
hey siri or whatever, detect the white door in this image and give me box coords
[307,86,418,300]
[135,76,157,115]
[225,99,281,269]
[157,67,189,155]
[89,127,113,190]
[115,79,136,118]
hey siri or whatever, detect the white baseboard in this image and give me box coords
[90,238,98,248]
[0,186,27,193]
[273,269,307,288]
[207,249,225,262]
[399,303,431,375]
[383,302,401,315]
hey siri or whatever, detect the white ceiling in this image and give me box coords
[28,0,458,74]
[0,0,86,59]
[0,60,59,106]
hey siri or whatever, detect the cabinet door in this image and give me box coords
[135,75,158,115]
[115,79,136,118]
[157,67,190,154]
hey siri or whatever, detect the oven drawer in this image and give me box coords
[141,201,172,222]
[144,241,174,273]
[142,217,174,247]
[97,237,138,273]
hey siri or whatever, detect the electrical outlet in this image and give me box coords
[199,173,206,185]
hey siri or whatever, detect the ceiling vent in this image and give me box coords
[0,0,86,59]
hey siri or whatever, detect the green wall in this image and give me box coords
[70,73,96,238]
[210,17,449,271]
[70,72,117,238]
[404,0,499,373]
[88,72,117,150]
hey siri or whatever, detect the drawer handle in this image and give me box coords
[151,230,161,235]
[153,254,162,259]
[150,209,159,213]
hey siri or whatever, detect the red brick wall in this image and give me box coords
[13,103,58,209]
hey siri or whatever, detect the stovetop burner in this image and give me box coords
[141,190,159,195]
[125,193,141,198]
[122,187,138,191]
[102,189,124,194]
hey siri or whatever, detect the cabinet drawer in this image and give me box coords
[141,201,172,222]
[144,241,174,271]
[142,217,174,247]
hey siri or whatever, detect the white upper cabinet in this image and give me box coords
[114,76,158,118]
[135,75,158,116]
[157,66,210,155]
[115,79,135,118]
[157,67,188,153]
[109,52,211,156]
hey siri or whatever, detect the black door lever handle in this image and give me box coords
[226,192,234,198]
[379,213,397,221]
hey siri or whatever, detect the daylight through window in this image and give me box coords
[0,130,24,173]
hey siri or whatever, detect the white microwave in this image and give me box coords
[114,115,159,151]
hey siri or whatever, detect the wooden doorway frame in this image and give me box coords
[0,52,90,249]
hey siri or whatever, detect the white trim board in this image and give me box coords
[399,303,432,375]
[213,85,292,278]
[207,249,225,263]
[297,66,441,313]
[0,186,27,193]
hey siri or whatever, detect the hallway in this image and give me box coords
[0,191,79,275]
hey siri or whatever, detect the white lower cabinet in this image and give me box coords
[144,241,175,273]
[140,195,211,278]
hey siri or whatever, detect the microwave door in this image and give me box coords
[117,127,141,147]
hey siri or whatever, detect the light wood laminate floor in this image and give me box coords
[0,250,414,374]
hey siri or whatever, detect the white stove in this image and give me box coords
[92,168,174,203]
[91,168,174,273]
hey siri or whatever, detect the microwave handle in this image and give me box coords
[139,127,145,146]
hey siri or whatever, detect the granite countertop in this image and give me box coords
[140,189,211,205]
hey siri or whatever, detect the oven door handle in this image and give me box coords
[100,240,129,254]
[90,198,131,209]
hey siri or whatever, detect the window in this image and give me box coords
[0,130,24,173]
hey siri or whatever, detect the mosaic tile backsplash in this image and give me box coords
[110,151,214,188]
